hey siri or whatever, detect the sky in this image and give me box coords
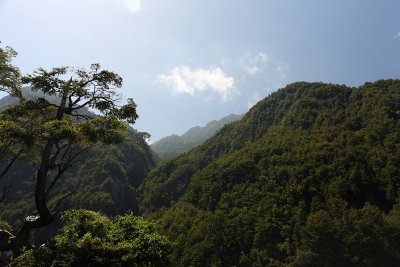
[1,0,400,141]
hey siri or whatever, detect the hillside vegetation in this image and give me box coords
[139,80,400,266]
[2,80,400,266]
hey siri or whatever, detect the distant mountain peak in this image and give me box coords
[151,113,243,161]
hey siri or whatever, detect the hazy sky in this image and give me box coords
[1,0,399,141]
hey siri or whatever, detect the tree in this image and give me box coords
[0,53,138,251]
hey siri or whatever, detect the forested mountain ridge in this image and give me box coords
[0,86,60,107]
[139,81,353,212]
[151,113,243,161]
[138,80,400,266]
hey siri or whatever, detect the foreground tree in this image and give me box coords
[0,58,138,251]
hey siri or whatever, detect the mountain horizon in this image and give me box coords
[151,113,243,161]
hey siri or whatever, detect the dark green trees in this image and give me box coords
[140,80,400,266]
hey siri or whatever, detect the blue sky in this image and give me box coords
[1,0,399,141]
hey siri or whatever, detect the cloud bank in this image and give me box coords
[158,65,237,102]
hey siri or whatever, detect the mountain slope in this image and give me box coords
[139,80,400,266]
[139,81,352,212]
[0,86,59,107]
[151,114,243,161]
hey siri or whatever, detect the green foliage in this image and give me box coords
[0,45,21,98]
[291,204,400,266]
[78,116,127,144]
[140,80,400,266]
[42,119,79,142]
[4,75,400,266]
[0,49,153,238]
[115,98,138,124]
[0,52,141,247]
[0,220,11,232]
[108,213,172,264]
[14,210,172,267]
[54,210,112,248]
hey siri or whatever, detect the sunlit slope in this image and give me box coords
[140,80,400,266]
[140,81,356,212]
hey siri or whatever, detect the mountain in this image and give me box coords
[139,80,400,266]
[0,86,59,107]
[151,114,243,161]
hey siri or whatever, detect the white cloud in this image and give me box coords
[275,61,290,80]
[241,52,269,76]
[158,65,237,102]
[247,66,260,75]
[112,0,141,13]
[394,32,400,39]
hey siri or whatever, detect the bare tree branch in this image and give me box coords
[0,185,10,202]
[0,148,23,180]
[45,144,92,197]
[53,190,77,210]
[68,112,94,121]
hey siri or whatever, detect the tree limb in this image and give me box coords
[53,190,77,210]
[0,148,22,180]
[0,185,10,202]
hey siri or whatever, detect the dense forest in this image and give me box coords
[1,43,400,266]
[139,80,400,266]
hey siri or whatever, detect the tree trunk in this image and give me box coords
[8,96,69,252]
[34,95,67,227]
[35,141,54,226]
